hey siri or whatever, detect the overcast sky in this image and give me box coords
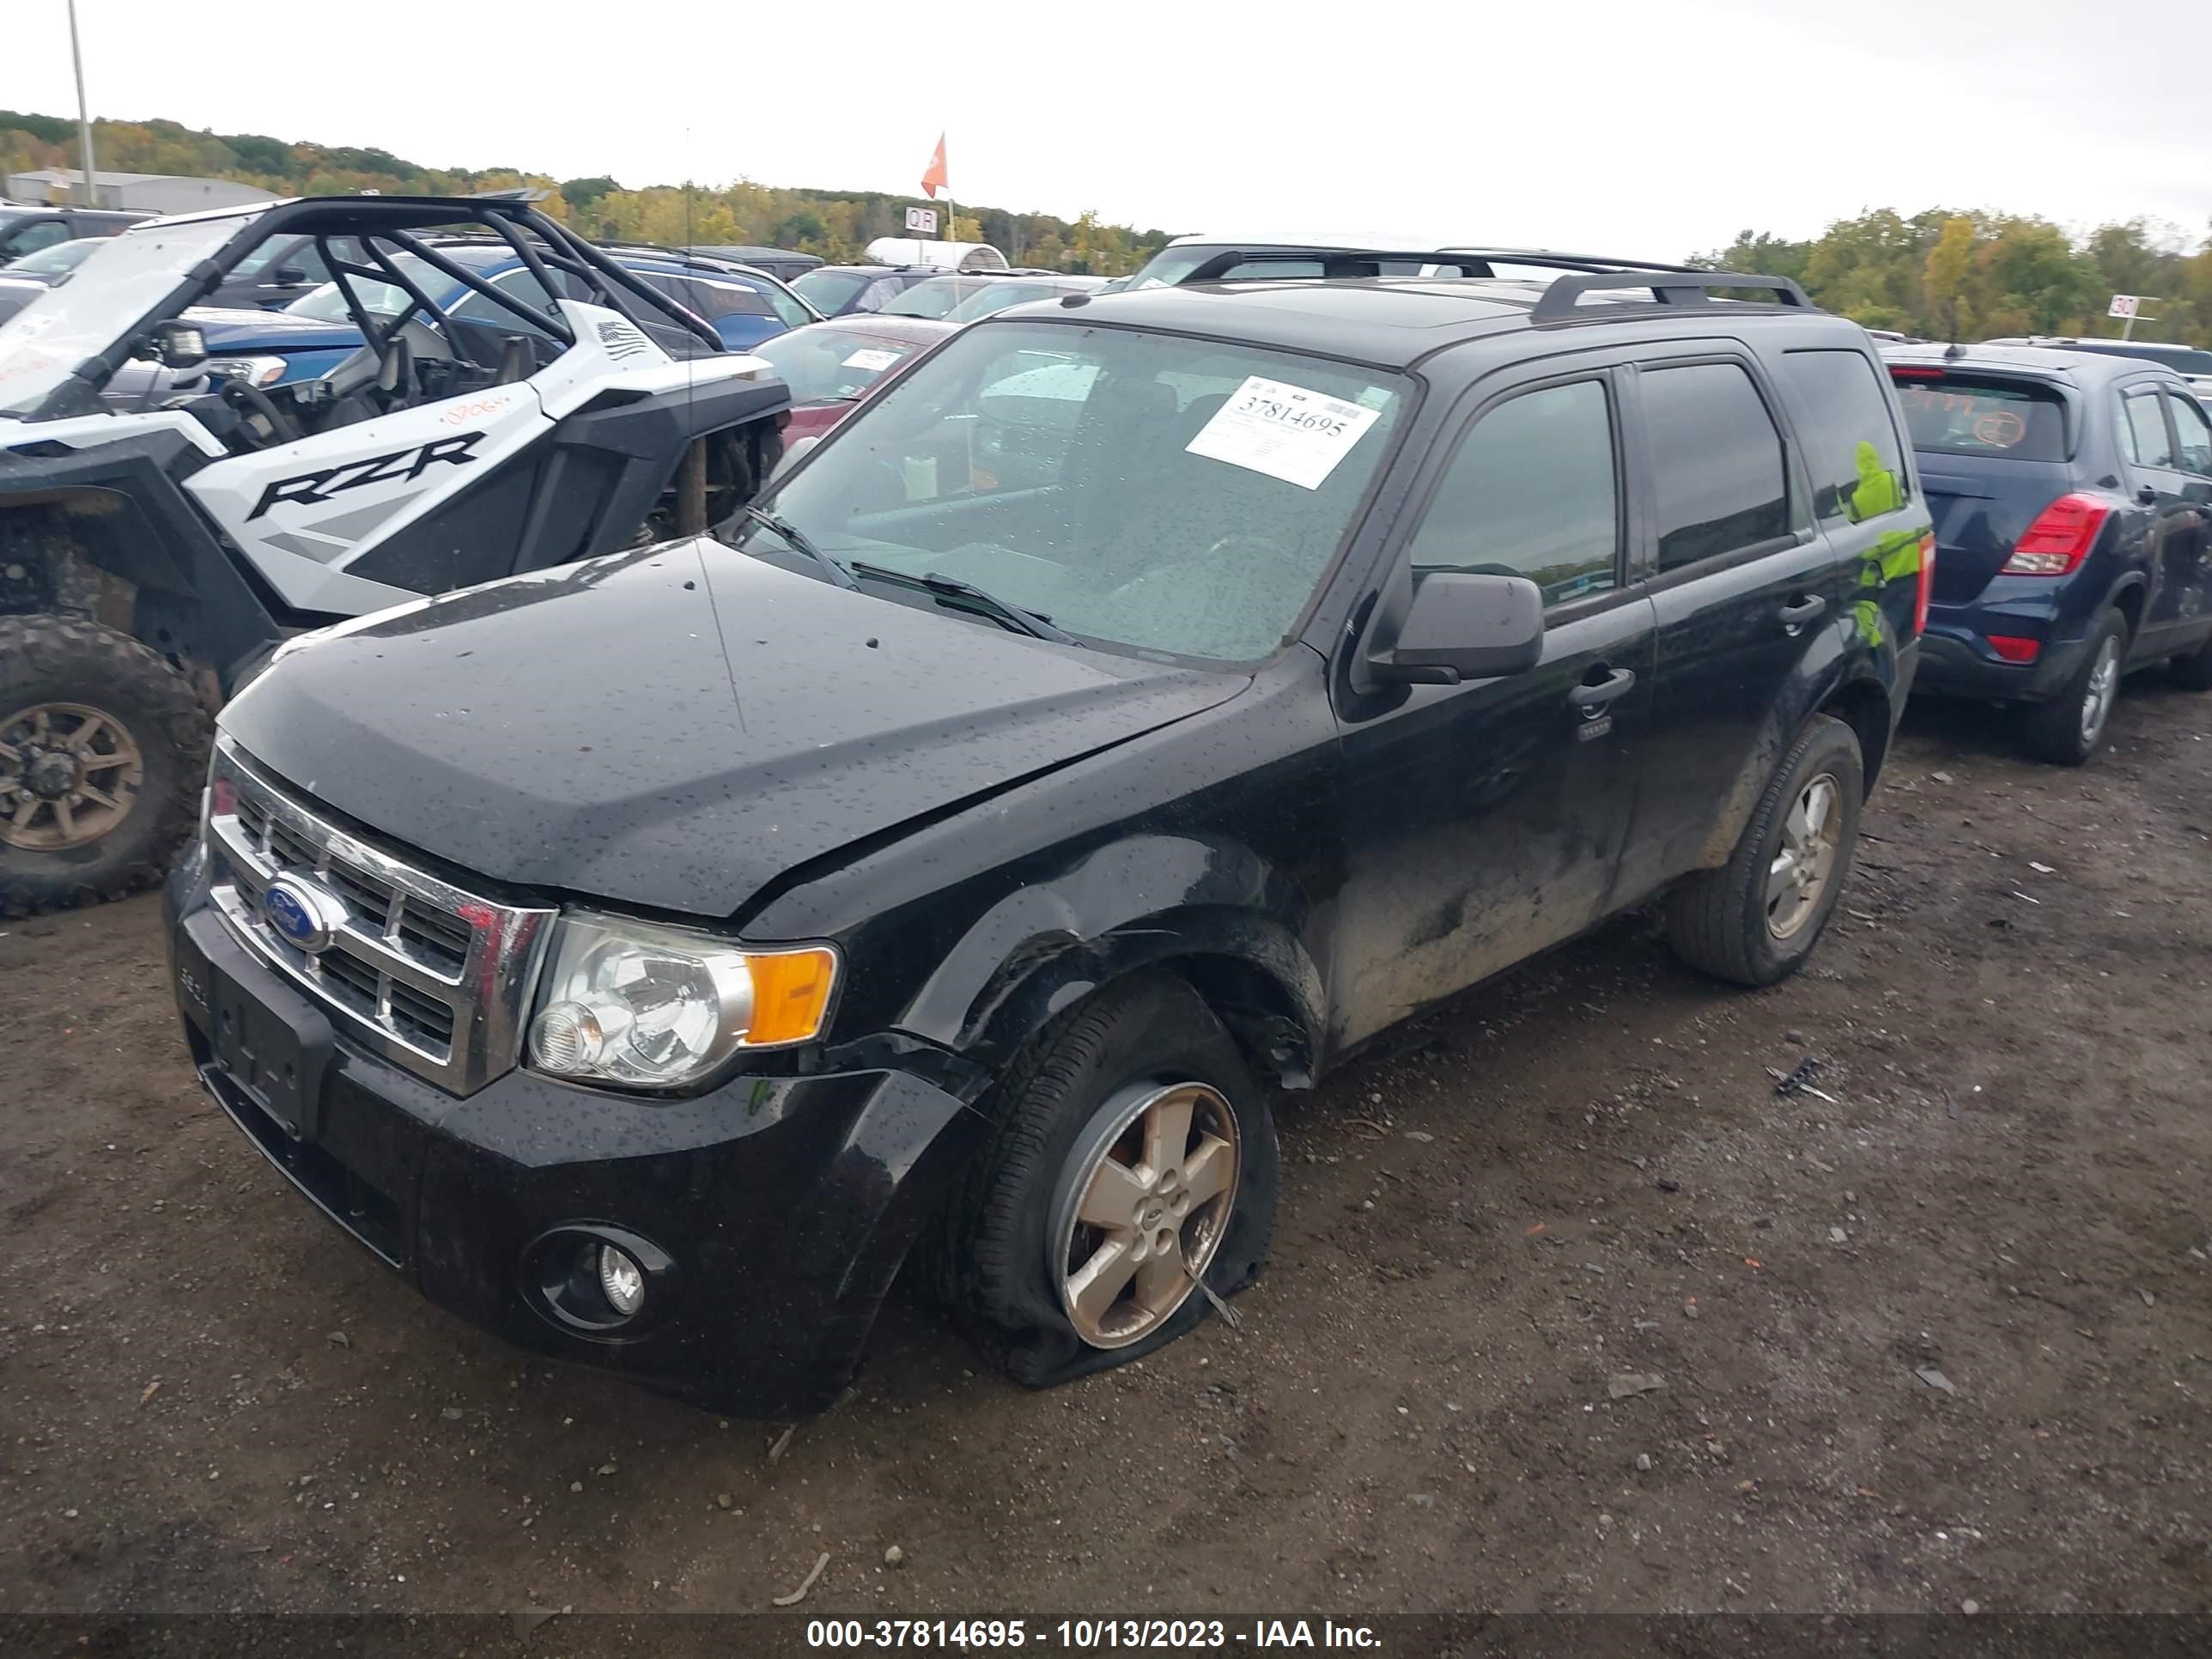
[5,0,2208,258]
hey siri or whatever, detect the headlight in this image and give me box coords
[204,355,289,388]
[525,912,838,1088]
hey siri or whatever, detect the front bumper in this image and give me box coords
[165,878,983,1418]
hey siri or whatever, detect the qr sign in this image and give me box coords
[2108,295,2140,319]
[905,207,939,234]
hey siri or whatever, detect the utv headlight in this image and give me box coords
[525,913,837,1088]
[203,355,289,388]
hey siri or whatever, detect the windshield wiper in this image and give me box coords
[738,505,857,589]
[848,562,1074,642]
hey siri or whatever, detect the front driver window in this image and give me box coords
[1407,380,1620,605]
[2166,392,2211,477]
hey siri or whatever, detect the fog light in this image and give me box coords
[597,1243,646,1318]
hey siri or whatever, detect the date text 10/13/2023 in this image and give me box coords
[805,1620,1382,1650]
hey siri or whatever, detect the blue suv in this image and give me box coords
[179,240,817,391]
[1885,343,2212,763]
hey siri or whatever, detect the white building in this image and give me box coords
[3,169,276,214]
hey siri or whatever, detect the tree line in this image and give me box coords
[0,111,1174,275]
[7,109,2209,331]
[1695,211,2212,346]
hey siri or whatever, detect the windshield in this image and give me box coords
[0,210,261,420]
[286,247,500,322]
[4,238,103,277]
[751,323,938,404]
[745,321,1407,663]
[879,276,993,319]
[943,282,1064,322]
[1890,370,2071,462]
[791,269,877,313]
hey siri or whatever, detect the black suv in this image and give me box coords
[167,265,1931,1415]
[1885,343,2212,763]
[0,204,148,260]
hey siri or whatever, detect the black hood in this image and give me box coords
[220,540,1248,918]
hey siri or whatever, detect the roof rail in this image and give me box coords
[1529,270,1814,325]
[1432,246,1699,276]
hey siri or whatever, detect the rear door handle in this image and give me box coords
[1779,595,1827,629]
[1569,666,1637,711]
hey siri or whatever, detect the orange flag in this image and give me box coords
[921,134,949,200]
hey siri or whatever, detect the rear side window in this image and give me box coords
[2170,392,2212,477]
[1408,380,1620,605]
[2121,389,2176,469]
[1889,371,2069,462]
[1641,363,1790,572]
[1779,349,1910,523]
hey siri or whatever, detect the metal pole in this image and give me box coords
[2121,308,2137,342]
[67,0,97,206]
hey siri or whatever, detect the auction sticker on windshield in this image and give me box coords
[842,348,903,372]
[1185,375,1382,489]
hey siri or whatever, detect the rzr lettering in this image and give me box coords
[247,432,485,520]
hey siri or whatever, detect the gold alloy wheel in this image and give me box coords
[1765,770,1842,941]
[1051,1081,1242,1349]
[0,702,144,852]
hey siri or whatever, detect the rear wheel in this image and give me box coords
[2022,608,2126,765]
[924,969,1278,1388]
[1665,714,1864,988]
[0,617,209,916]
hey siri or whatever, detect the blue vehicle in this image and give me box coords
[175,240,818,391]
[1884,343,2212,763]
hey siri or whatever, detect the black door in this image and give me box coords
[1332,367,1656,1049]
[2121,384,2212,649]
[2162,390,2212,647]
[1616,353,1851,900]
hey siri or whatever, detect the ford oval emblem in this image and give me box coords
[262,874,345,954]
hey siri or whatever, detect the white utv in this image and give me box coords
[0,195,789,914]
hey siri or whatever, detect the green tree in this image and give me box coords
[1923,215,1977,342]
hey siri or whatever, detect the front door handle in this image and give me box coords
[1779,594,1827,629]
[1569,666,1637,711]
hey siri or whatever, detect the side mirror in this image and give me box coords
[151,320,207,371]
[1368,570,1545,685]
[273,264,307,285]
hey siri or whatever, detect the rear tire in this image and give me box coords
[2022,608,2126,765]
[922,969,1279,1389]
[1665,714,1864,988]
[0,617,209,917]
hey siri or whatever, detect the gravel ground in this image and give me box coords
[3,680,2209,1620]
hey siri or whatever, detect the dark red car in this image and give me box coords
[750,315,957,447]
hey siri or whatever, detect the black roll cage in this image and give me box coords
[38,194,724,419]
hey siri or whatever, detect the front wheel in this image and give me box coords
[924,969,1279,1388]
[2022,608,2126,765]
[1665,714,1865,988]
[0,617,210,916]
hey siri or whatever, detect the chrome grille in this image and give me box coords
[205,738,555,1095]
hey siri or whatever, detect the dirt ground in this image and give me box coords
[3,677,2210,1623]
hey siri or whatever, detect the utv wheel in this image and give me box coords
[2170,630,2212,693]
[1665,714,1864,988]
[926,969,1279,1389]
[0,617,209,917]
[2022,608,2126,766]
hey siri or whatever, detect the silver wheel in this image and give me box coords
[1048,1081,1241,1349]
[1765,771,1843,941]
[2079,634,2120,748]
